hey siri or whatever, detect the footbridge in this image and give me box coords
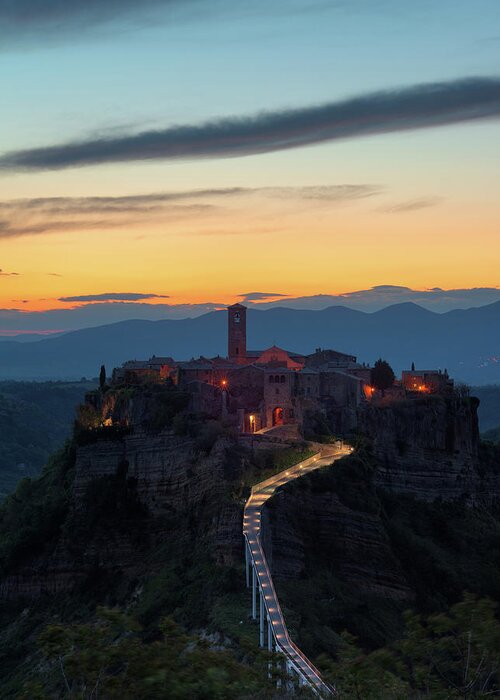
[243,444,352,696]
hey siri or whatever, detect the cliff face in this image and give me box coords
[261,395,500,653]
[262,485,412,602]
[0,429,244,600]
[357,396,499,503]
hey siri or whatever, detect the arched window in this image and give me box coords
[269,375,274,383]
[280,375,285,383]
[275,375,280,383]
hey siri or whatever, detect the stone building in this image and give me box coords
[113,303,372,435]
[402,368,453,394]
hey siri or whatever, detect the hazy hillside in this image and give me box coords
[0,381,95,498]
[0,302,499,384]
[471,384,500,432]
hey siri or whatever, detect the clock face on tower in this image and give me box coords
[234,312,240,324]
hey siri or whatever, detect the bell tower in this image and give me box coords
[228,303,247,364]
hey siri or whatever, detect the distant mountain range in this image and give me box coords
[0,302,499,384]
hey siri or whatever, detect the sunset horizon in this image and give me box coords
[1,1,499,332]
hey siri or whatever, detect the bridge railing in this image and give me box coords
[243,530,334,696]
[243,449,341,696]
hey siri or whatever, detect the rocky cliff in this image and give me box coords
[262,439,500,654]
[357,395,500,503]
[262,481,412,602]
[0,425,245,600]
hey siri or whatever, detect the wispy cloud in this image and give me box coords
[0,203,215,240]
[380,196,443,213]
[1,78,499,171]
[0,185,379,239]
[59,292,169,303]
[0,269,20,276]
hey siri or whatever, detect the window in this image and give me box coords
[275,375,280,383]
[269,375,274,383]
[280,375,285,383]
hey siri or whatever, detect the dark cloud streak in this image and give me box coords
[0,0,195,44]
[239,292,288,302]
[59,292,169,302]
[1,78,499,171]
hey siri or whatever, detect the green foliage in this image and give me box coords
[371,359,395,392]
[382,493,500,607]
[0,380,93,497]
[244,445,315,487]
[21,608,269,700]
[303,410,336,442]
[0,443,75,574]
[143,388,191,433]
[320,594,500,699]
[272,447,500,657]
[307,449,378,514]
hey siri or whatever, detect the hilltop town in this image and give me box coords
[111,303,454,438]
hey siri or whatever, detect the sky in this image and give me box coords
[1,0,499,334]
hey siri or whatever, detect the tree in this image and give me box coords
[22,608,273,700]
[321,594,500,699]
[99,365,106,391]
[411,362,415,372]
[371,359,395,393]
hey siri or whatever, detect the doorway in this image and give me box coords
[272,407,284,426]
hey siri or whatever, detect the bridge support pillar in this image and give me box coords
[259,589,264,647]
[275,646,282,689]
[245,541,250,589]
[267,615,272,652]
[252,566,257,620]
[285,660,293,693]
